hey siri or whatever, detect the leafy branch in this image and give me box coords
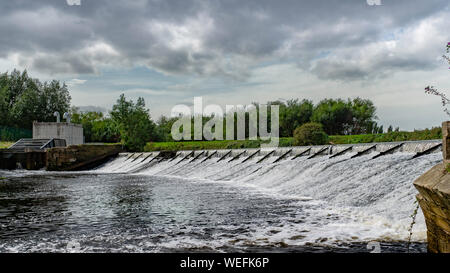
[425,42,450,117]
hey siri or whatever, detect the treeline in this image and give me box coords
[75,96,384,150]
[1,69,437,152]
[0,70,71,130]
[72,94,159,151]
[152,97,382,141]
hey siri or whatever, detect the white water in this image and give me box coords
[95,149,442,246]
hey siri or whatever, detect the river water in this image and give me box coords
[0,151,441,253]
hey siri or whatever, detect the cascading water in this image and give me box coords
[93,141,441,250]
[0,141,441,252]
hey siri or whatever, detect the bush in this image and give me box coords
[293,122,328,146]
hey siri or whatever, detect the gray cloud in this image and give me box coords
[0,0,449,81]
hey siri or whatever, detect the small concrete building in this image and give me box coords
[33,122,84,146]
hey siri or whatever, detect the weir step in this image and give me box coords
[217,151,232,162]
[147,154,160,164]
[372,143,404,159]
[241,149,260,163]
[228,150,247,162]
[307,147,329,159]
[131,153,143,162]
[329,146,353,159]
[201,151,218,163]
[140,153,154,163]
[176,151,194,165]
[189,151,205,162]
[291,148,311,160]
[257,150,275,163]
[411,143,442,159]
[273,149,293,163]
[350,145,377,159]
[169,153,180,162]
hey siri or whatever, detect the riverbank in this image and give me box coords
[144,129,442,151]
[0,127,441,152]
[0,142,13,149]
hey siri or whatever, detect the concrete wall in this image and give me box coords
[413,121,450,253]
[33,122,83,145]
[46,144,123,171]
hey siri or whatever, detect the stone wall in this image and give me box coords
[46,144,123,171]
[0,150,47,170]
[413,121,450,253]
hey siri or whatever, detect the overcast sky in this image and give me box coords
[1,0,449,130]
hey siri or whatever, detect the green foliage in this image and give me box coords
[0,126,32,141]
[144,138,294,152]
[71,109,120,143]
[0,70,71,130]
[310,98,378,135]
[446,163,450,173]
[271,99,313,137]
[328,127,441,144]
[111,94,157,152]
[311,99,352,135]
[152,97,379,141]
[0,141,14,149]
[293,122,328,146]
[143,127,441,152]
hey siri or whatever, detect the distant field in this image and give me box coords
[144,128,442,151]
[0,142,13,149]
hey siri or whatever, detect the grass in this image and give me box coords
[144,128,442,151]
[0,141,13,149]
[144,138,294,152]
[2,127,441,152]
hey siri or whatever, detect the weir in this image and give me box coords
[228,150,247,162]
[411,143,442,159]
[217,150,232,162]
[351,144,377,159]
[291,148,311,160]
[273,149,293,163]
[372,142,404,159]
[257,150,275,163]
[189,151,205,162]
[329,146,353,159]
[106,140,442,173]
[242,149,261,163]
[307,146,329,159]
[176,151,194,164]
[93,138,444,249]
[201,151,217,163]
[131,153,144,162]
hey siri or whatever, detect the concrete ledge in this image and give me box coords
[414,163,450,253]
[0,150,47,170]
[46,144,123,171]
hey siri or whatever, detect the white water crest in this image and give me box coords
[94,142,442,247]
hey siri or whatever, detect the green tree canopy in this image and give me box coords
[111,94,157,151]
[0,70,71,129]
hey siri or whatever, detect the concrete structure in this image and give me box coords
[46,144,122,171]
[33,122,83,146]
[414,121,450,253]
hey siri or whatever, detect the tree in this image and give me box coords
[271,99,313,137]
[348,97,377,134]
[111,94,156,151]
[0,69,71,129]
[387,125,393,133]
[311,99,353,135]
[293,122,328,146]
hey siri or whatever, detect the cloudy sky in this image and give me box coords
[1,0,449,130]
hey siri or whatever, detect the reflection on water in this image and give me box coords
[0,172,426,253]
